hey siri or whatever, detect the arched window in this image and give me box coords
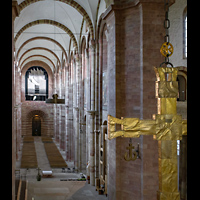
[177,75,186,101]
[25,66,48,101]
[183,7,187,58]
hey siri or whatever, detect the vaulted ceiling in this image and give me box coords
[14,0,107,73]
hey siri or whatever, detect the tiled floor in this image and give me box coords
[16,137,107,200]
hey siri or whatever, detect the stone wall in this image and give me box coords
[169,0,187,68]
[21,101,54,137]
[20,60,54,137]
[103,1,165,199]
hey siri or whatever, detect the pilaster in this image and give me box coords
[60,104,66,150]
[80,121,87,171]
[74,106,80,171]
[102,1,169,199]
[12,1,19,200]
[87,110,96,186]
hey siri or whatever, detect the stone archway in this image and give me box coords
[26,110,46,136]
[32,115,41,136]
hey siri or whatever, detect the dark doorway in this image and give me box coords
[32,115,41,136]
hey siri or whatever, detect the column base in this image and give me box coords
[157,191,180,200]
[90,171,95,186]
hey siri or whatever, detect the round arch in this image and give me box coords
[26,110,45,136]
[18,0,94,39]
[18,47,61,68]
[16,36,68,63]
[176,66,187,101]
[27,109,46,119]
[20,55,56,71]
[14,19,78,51]
[80,36,86,54]
[21,60,54,102]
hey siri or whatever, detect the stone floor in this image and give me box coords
[16,137,107,200]
[34,137,51,171]
[27,179,108,200]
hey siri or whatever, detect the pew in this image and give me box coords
[44,143,68,168]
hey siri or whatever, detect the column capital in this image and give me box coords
[75,53,82,63]
[74,106,79,111]
[85,48,89,59]
[89,39,96,50]
[80,122,86,125]
[87,110,96,116]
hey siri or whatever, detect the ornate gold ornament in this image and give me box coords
[160,42,173,57]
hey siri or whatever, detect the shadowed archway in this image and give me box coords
[32,115,41,136]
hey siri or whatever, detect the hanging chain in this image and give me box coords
[164,0,170,43]
[159,0,174,67]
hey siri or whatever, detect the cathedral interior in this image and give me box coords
[12,0,187,199]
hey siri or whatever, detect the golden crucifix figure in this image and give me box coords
[108,67,187,200]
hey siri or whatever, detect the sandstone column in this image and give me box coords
[80,121,86,171]
[53,73,57,139]
[14,62,22,160]
[65,63,74,161]
[58,71,62,146]
[95,39,100,182]
[87,110,96,186]
[87,39,96,186]
[65,64,70,160]
[73,54,82,171]
[74,107,79,171]
[12,1,19,200]
[60,104,66,150]
[60,67,66,150]
[55,72,60,142]
[85,48,90,165]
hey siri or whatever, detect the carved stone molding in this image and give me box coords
[12,1,20,20]
[87,110,96,116]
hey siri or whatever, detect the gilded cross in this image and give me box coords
[107,67,187,200]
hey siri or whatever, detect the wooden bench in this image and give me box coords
[44,143,68,168]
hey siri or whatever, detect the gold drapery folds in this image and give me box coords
[107,114,186,141]
[107,67,187,141]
